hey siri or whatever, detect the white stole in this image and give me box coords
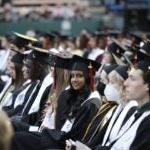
[21,80,40,115]
[81,91,101,106]
[102,100,138,146]
[13,84,31,109]
[106,101,138,146]
[39,106,55,132]
[0,92,13,109]
[0,77,12,102]
[111,111,150,150]
[28,74,53,114]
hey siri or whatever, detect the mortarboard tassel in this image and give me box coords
[88,62,95,91]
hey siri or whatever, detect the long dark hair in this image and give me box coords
[13,62,24,89]
[29,59,50,81]
[69,70,91,103]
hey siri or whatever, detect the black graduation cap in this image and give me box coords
[24,45,52,65]
[71,55,101,91]
[111,38,127,57]
[13,32,38,49]
[107,42,119,54]
[103,64,118,75]
[4,33,16,43]
[129,31,143,45]
[136,60,150,73]
[27,45,73,69]
[11,52,24,64]
[71,55,101,73]
[107,38,135,66]
[36,30,56,40]
[115,65,129,80]
[139,41,150,59]
[107,29,122,38]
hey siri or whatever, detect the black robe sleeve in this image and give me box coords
[64,98,100,141]
[130,115,150,150]
[55,90,70,130]
[41,97,101,149]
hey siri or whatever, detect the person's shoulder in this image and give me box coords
[83,91,101,108]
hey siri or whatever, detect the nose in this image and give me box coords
[72,75,78,82]
[124,78,129,87]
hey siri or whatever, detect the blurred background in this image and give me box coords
[0,0,150,36]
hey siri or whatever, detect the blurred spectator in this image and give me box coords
[2,3,19,22]
[0,111,13,150]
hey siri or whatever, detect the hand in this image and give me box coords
[65,139,75,150]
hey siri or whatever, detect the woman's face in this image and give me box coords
[102,51,113,64]
[108,71,123,90]
[22,60,32,80]
[100,70,109,85]
[6,62,16,79]
[71,70,85,91]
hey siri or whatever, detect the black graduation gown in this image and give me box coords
[0,79,5,92]
[110,102,150,150]
[93,102,138,150]
[82,101,117,145]
[20,74,53,125]
[11,83,52,131]
[2,81,39,117]
[39,89,101,149]
[130,115,150,150]
[11,89,101,150]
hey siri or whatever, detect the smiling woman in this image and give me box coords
[70,71,85,91]
[11,55,101,150]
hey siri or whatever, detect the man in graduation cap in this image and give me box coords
[72,41,150,150]
[10,55,101,150]
[108,41,150,150]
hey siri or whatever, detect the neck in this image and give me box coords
[138,94,150,107]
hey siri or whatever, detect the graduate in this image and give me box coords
[73,40,150,150]
[106,41,150,150]
[66,64,131,150]
[11,55,101,150]
[12,49,72,132]
[2,50,50,117]
[0,52,24,107]
[0,32,39,106]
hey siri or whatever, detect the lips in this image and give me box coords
[72,83,79,87]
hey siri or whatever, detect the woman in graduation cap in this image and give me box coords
[77,59,150,149]
[13,55,71,132]
[10,55,101,150]
[66,65,132,150]
[0,52,24,106]
[2,48,50,119]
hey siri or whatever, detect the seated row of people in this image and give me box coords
[0,32,149,150]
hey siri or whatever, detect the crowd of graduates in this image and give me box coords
[0,28,149,150]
